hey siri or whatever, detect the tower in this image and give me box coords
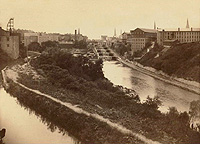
[154,21,156,30]
[78,28,80,35]
[186,18,190,28]
[7,18,14,35]
[75,29,77,43]
[114,28,116,37]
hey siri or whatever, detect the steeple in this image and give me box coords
[154,21,156,30]
[78,28,80,35]
[114,28,116,37]
[186,19,190,28]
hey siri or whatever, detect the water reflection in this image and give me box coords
[0,88,80,144]
[103,61,200,113]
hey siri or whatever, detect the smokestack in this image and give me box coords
[75,29,77,42]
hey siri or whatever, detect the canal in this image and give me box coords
[103,61,200,113]
[0,87,79,144]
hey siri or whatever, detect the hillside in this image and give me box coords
[139,42,200,83]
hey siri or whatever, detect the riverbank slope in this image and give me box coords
[138,43,200,89]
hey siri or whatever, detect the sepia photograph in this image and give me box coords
[0,0,200,143]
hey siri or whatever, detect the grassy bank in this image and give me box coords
[7,79,142,144]
[6,47,200,143]
[139,42,200,83]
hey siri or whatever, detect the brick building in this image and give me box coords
[130,28,157,53]
[157,28,200,46]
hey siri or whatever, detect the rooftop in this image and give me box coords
[130,28,157,33]
[158,28,200,32]
[139,28,157,33]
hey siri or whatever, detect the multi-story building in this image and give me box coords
[130,28,157,53]
[24,33,38,46]
[38,33,59,44]
[157,28,200,46]
[24,32,59,46]
[0,27,20,59]
[121,32,132,44]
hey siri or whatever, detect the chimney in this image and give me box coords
[75,30,77,42]
[191,27,193,31]
[178,28,180,31]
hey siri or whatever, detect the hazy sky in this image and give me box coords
[0,0,200,39]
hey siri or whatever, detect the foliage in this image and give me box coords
[139,42,200,82]
[31,47,104,81]
[19,43,27,58]
[20,46,200,143]
[74,40,87,49]
[0,48,12,70]
[41,41,59,48]
[114,43,131,56]
[28,42,42,52]
[143,96,162,110]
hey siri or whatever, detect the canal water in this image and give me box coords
[103,61,200,113]
[0,87,79,144]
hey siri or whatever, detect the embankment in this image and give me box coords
[2,69,161,144]
[137,42,200,94]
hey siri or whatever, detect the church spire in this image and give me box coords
[154,21,156,30]
[114,28,116,37]
[186,19,190,28]
[78,28,80,35]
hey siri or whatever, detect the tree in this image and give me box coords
[75,40,87,49]
[19,43,27,58]
[144,96,162,110]
[28,42,41,52]
[41,41,59,48]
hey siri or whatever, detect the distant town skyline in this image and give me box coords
[0,0,200,39]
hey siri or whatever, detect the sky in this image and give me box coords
[0,0,200,39]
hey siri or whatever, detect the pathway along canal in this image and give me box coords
[103,61,200,113]
[0,87,79,144]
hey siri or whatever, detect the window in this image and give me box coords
[7,44,9,47]
[0,37,1,41]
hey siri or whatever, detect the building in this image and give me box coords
[121,32,132,44]
[101,35,107,41]
[38,33,59,44]
[157,27,200,46]
[0,27,20,59]
[157,19,200,46]
[130,28,157,53]
[24,32,59,46]
[24,33,38,46]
